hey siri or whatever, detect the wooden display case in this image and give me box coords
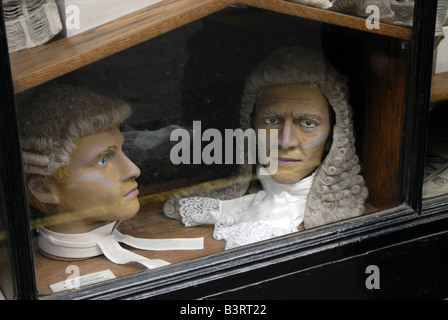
[1,0,447,301]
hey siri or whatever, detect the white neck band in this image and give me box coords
[257,165,316,197]
[37,221,204,269]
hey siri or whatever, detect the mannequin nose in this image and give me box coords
[120,152,141,181]
[279,120,300,149]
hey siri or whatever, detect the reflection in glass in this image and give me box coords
[423,101,448,199]
[423,5,448,199]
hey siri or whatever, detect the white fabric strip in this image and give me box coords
[113,230,204,251]
[37,222,114,259]
[257,166,316,198]
[97,236,170,269]
[36,221,204,268]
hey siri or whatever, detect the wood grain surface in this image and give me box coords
[34,187,377,298]
[242,0,412,40]
[9,0,412,94]
[431,72,448,103]
[34,197,225,297]
[9,0,234,93]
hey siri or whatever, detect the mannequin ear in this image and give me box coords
[27,176,60,205]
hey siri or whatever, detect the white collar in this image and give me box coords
[37,222,117,259]
[257,165,316,197]
[36,221,204,268]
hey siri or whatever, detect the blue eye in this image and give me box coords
[97,157,108,168]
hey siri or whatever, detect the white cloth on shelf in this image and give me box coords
[4,0,62,53]
[179,166,315,250]
[37,221,204,269]
[287,0,334,10]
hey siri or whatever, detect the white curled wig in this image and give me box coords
[239,46,368,229]
[18,84,132,177]
[163,46,368,229]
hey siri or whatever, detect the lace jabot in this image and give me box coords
[179,167,316,249]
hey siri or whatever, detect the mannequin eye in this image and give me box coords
[91,148,117,168]
[263,117,280,125]
[96,157,108,168]
[300,119,317,128]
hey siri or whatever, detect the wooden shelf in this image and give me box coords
[35,198,226,297]
[35,185,378,298]
[9,0,413,94]
[431,72,448,103]
[10,0,234,94]
[242,0,412,40]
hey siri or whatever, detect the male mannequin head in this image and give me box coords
[237,46,368,228]
[163,47,367,228]
[19,85,140,233]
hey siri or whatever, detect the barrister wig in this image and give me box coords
[239,46,368,229]
[18,85,132,178]
[163,46,368,229]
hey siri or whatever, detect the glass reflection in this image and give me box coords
[423,6,448,199]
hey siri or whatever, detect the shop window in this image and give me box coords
[4,2,422,298]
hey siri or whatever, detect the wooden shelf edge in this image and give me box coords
[242,0,413,40]
[10,0,235,94]
[9,0,413,94]
[431,72,448,103]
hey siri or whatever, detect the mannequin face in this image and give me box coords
[28,126,141,233]
[255,83,332,184]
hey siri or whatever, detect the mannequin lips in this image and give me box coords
[124,186,139,198]
[276,157,301,167]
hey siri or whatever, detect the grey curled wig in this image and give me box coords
[19,85,132,176]
[163,46,368,229]
[240,46,368,229]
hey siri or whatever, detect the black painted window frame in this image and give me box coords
[0,0,444,300]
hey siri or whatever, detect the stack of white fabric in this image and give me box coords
[288,0,448,48]
[287,0,334,9]
[3,0,62,53]
[389,0,448,46]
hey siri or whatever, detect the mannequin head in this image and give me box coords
[239,47,343,186]
[254,83,332,184]
[19,85,140,233]
[163,47,367,227]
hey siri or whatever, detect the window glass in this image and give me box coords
[423,6,448,199]
[424,101,448,199]
[7,4,410,297]
[0,147,15,300]
[329,0,414,27]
